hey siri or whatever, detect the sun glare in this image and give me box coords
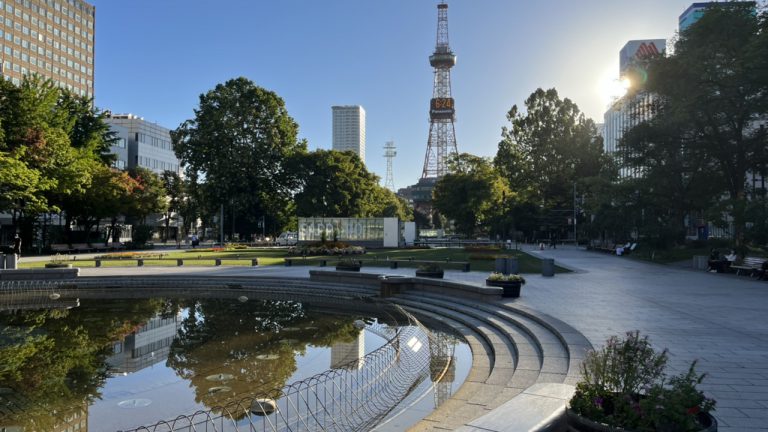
[598,67,630,108]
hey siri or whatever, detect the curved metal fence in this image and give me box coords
[127,306,432,432]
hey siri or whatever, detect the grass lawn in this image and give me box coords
[20,247,569,273]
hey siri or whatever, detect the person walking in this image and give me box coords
[12,233,21,261]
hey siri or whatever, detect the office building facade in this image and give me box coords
[679,1,756,32]
[332,105,366,164]
[105,113,181,176]
[603,39,665,178]
[0,0,95,97]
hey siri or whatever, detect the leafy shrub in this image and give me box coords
[417,263,443,272]
[132,225,154,246]
[569,331,715,430]
[487,272,525,284]
[336,258,361,267]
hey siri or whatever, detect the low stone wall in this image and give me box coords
[0,268,79,280]
[309,270,502,302]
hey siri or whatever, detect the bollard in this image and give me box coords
[95,259,101,268]
[319,260,327,267]
[215,259,222,266]
[177,259,184,266]
[390,261,398,269]
[542,258,555,277]
[285,259,292,267]
[251,258,259,266]
[137,259,144,267]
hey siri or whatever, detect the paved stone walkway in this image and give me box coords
[73,246,768,431]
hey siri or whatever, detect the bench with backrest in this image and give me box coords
[730,256,766,277]
[70,243,92,253]
[50,244,72,254]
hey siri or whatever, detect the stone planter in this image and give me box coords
[45,263,73,269]
[485,279,522,298]
[566,409,717,432]
[415,270,444,279]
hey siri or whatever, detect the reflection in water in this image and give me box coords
[430,330,459,407]
[0,297,168,431]
[0,294,469,431]
[0,297,365,431]
[330,331,365,370]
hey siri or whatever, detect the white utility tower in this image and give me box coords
[383,141,397,191]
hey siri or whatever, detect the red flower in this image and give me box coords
[687,406,700,415]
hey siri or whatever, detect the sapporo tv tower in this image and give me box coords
[422,1,459,179]
[409,1,459,216]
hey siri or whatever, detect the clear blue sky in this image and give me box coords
[92,0,707,190]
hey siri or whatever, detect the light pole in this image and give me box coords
[573,182,577,246]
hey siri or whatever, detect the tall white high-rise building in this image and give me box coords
[332,105,366,164]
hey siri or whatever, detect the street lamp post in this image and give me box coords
[573,182,577,246]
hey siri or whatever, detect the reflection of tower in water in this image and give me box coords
[330,331,365,370]
[429,330,458,407]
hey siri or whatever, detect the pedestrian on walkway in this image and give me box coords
[12,233,21,261]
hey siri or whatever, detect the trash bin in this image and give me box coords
[494,257,508,274]
[542,258,555,277]
[506,258,519,275]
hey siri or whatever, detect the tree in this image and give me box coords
[295,150,387,218]
[161,170,185,242]
[495,88,606,241]
[495,88,605,210]
[636,4,768,249]
[60,165,139,243]
[620,106,722,246]
[126,167,168,223]
[172,77,306,237]
[433,154,510,237]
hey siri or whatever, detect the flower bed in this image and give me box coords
[288,243,365,256]
[95,252,166,259]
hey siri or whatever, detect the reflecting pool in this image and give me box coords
[0,295,469,431]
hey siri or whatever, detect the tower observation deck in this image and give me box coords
[422,2,459,179]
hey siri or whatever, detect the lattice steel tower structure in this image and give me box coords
[422,2,459,179]
[383,141,397,191]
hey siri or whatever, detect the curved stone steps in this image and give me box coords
[402,292,573,382]
[391,296,546,430]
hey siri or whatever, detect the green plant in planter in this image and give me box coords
[45,254,71,268]
[336,258,360,267]
[487,272,526,284]
[417,263,443,273]
[568,331,716,431]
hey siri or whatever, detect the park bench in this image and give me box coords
[70,243,93,253]
[730,256,766,277]
[107,242,126,251]
[89,243,110,252]
[51,244,72,254]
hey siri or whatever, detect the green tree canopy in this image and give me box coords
[433,153,510,237]
[294,149,401,218]
[172,77,307,235]
[627,4,768,248]
[495,88,605,209]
